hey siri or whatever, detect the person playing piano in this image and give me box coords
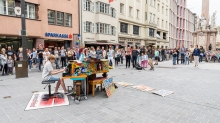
[42,55,71,95]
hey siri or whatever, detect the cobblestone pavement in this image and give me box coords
[0,61,220,123]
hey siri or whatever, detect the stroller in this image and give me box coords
[135,63,145,70]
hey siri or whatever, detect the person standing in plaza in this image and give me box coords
[193,45,200,67]
[180,45,186,64]
[185,49,190,65]
[27,50,33,71]
[125,49,131,68]
[172,49,177,65]
[199,46,205,63]
[90,46,96,58]
[209,44,212,51]
[114,48,119,66]
[0,48,7,75]
[96,46,102,59]
[66,47,73,61]
[176,47,180,64]
[54,47,60,69]
[120,48,125,64]
[147,46,154,70]
[132,47,138,68]
[32,48,37,67]
[107,46,115,68]
[189,45,194,63]
[101,46,106,59]
[161,47,165,61]
[60,46,66,68]
[154,48,159,65]
[37,45,44,71]
[7,56,13,75]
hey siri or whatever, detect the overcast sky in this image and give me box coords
[187,0,219,25]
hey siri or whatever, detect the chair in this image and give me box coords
[88,77,106,97]
[42,80,56,100]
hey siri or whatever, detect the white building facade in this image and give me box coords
[118,0,169,50]
[80,0,118,46]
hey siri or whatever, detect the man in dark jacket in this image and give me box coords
[132,47,138,68]
[147,46,154,70]
[193,45,201,67]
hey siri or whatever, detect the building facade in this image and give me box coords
[0,0,79,50]
[80,0,118,46]
[169,0,195,49]
[118,0,169,50]
[214,26,220,48]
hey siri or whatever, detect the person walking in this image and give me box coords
[193,45,200,67]
[32,48,37,67]
[185,49,190,65]
[172,50,177,65]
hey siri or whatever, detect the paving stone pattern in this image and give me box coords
[0,61,220,123]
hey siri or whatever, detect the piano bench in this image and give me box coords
[42,80,56,100]
[88,77,106,97]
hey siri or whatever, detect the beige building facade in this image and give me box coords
[80,0,118,46]
[216,26,220,48]
[118,0,169,50]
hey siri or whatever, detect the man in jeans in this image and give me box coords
[180,45,186,64]
[37,45,44,71]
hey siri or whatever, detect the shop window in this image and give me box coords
[65,13,72,27]
[48,10,55,25]
[133,25,139,35]
[57,11,64,26]
[120,23,128,33]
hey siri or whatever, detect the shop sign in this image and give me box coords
[45,32,72,39]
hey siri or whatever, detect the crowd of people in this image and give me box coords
[1,44,220,76]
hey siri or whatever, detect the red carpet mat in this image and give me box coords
[25,91,69,110]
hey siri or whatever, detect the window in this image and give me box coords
[84,21,94,33]
[157,4,160,12]
[57,12,64,26]
[96,2,110,14]
[48,10,55,24]
[129,6,132,17]
[111,26,116,35]
[136,9,139,18]
[166,9,168,16]
[145,12,147,20]
[149,28,154,37]
[153,14,155,22]
[0,0,15,15]
[120,23,128,33]
[111,8,116,18]
[133,25,139,35]
[25,3,35,19]
[120,3,124,13]
[66,13,72,27]
[83,0,94,12]
[162,6,164,14]
[96,23,110,34]
[157,18,159,25]
[162,20,164,27]
[166,21,167,28]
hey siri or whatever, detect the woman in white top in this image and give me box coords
[0,48,7,75]
[90,47,96,58]
[54,47,60,69]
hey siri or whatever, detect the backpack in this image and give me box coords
[135,63,142,70]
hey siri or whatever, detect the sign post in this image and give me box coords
[15,0,28,78]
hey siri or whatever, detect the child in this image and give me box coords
[144,52,148,68]
[141,53,145,67]
[7,56,14,75]
[185,49,190,65]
